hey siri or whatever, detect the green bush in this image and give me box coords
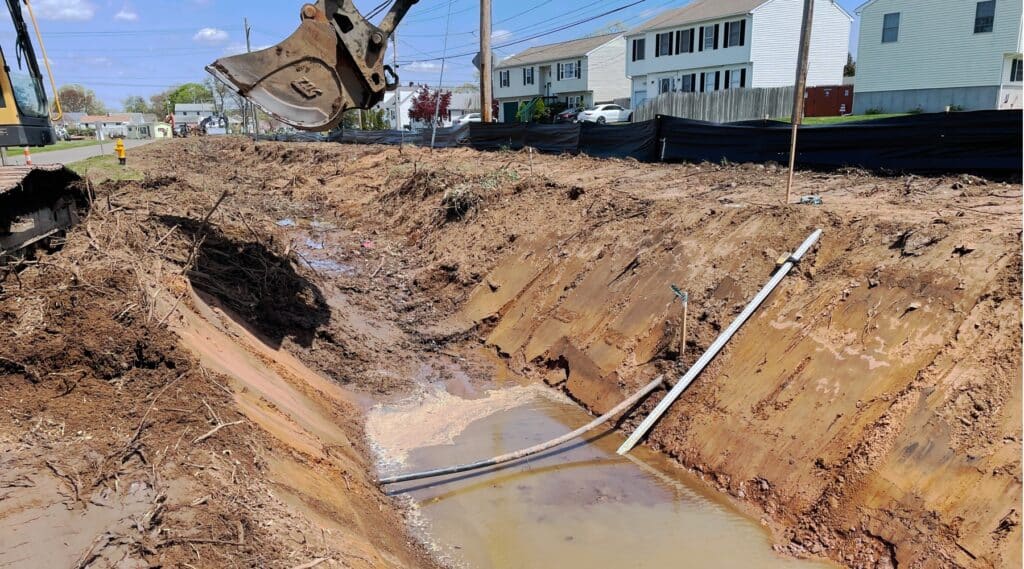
[907,106,925,115]
[865,107,884,115]
[948,104,965,112]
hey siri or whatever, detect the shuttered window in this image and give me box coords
[676,28,694,54]
[701,24,716,50]
[631,38,646,61]
[522,67,535,85]
[499,70,510,88]
[723,20,745,47]
[882,12,900,43]
[656,32,673,56]
[681,74,695,92]
[575,59,581,79]
[974,1,995,33]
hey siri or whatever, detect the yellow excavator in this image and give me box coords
[0,0,80,260]
[207,0,419,131]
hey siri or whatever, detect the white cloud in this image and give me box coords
[114,8,138,21]
[33,0,95,21]
[493,29,513,41]
[193,27,229,44]
[405,61,442,72]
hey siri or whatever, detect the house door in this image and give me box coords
[502,101,519,123]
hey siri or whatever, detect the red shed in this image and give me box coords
[804,85,854,117]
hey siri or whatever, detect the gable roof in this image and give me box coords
[80,113,133,124]
[495,33,621,69]
[174,103,215,112]
[631,0,768,33]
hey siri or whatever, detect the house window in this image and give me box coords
[702,25,716,50]
[656,32,673,57]
[558,61,579,80]
[680,74,695,92]
[703,71,717,92]
[566,95,582,108]
[723,20,744,47]
[631,38,646,61]
[974,1,995,33]
[499,70,510,87]
[882,12,900,43]
[728,68,742,89]
[1011,58,1023,82]
[676,28,694,54]
[658,77,674,94]
[523,67,535,85]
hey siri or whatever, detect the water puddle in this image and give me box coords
[369,386,836,569]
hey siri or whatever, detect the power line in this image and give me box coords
[399,0,646,64]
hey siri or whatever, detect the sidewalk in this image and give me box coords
[1,138,157,167]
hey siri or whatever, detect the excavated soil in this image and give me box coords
[1,137,1019,569]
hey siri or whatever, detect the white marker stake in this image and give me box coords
[618,229,822,455]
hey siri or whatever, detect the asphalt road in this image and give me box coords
[0,138,157,167]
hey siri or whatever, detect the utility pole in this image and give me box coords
[392,34,402,135]
[785,0,813,204]
[480,0,492,122]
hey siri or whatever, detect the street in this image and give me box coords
[0,138,157,167]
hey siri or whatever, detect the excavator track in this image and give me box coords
[0,164,84,261]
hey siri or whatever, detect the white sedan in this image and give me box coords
[456,112,481,125]
[576,104,632,124]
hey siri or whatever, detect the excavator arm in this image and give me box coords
[206,0,418,131]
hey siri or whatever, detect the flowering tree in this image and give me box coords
[408,85,452,124]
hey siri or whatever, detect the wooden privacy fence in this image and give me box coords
[633,86,795,123]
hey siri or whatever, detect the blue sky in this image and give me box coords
[14,0,864,109]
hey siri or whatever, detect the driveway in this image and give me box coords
[0,138,158,167]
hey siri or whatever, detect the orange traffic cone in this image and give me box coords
[22,147,32,166]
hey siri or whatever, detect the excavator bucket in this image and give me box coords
[206,0,416,131]
[0,165,84,261]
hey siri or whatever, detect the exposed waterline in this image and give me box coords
[369,386,837,569]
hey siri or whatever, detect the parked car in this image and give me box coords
[456,112,481,125]
[554,108,583,123]
[577,104,632,124]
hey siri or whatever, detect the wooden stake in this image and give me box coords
[785,0,814,204]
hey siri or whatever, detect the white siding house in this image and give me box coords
[625,0,851,106]
[492,34,629,122]
[853,0,1023,113]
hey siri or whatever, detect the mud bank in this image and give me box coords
[166,138,1017,569]
[13,137,1013,569]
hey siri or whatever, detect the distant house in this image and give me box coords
[79,113,134,139]
[492,33,629,122]
[853,0,1023,113]
[448,92,481,124]
[60,111,86,129]
[625,0,852,107]
[371,84,418,130]
[173,103,216,126]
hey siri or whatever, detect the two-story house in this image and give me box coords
[492,34,629,122]
[625,0,852,107]
[853,0,1023,113]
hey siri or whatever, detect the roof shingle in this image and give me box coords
[495,33,621,69]
[632,0,768,33]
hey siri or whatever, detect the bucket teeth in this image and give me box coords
[207,18,351,131]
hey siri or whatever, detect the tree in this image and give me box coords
[123,95,148,113]
[167,82,213,107]
[407,85,451,125]
[843,54,856,77]
[148,91,171,119]
[515,98,546,123]
[57,84,106,114]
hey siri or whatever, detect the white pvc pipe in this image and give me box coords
[617,229,822,455]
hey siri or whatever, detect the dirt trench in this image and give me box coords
[1,137,1019,569]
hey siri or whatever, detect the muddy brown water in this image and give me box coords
[370,382,837,569]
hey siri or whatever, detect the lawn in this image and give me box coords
[67,154,143,182]
[793,113,909,125]
[33,138,106,153]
